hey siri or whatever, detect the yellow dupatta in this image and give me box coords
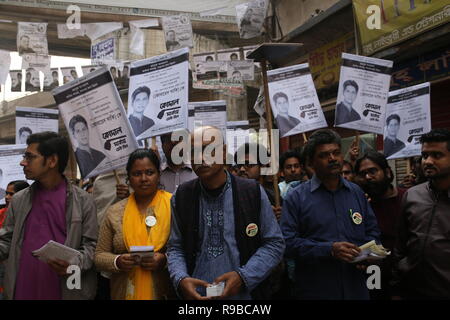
[122,190,172,300]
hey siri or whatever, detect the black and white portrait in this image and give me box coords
[384,113,406,157]
[272,91,301,137]
[128,86,155,138]
[69,114,106,178]
[335,79,361,125]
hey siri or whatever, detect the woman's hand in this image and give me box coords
[140,252,167,271]
[117,253,136,272]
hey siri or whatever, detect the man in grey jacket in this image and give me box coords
[0,132,98,300]
[392,129,450,299]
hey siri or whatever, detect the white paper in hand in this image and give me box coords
[32,240,81,265]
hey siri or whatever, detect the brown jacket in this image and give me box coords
[0,179,98,300]
[392,182,450,298]
[94,198,174,300]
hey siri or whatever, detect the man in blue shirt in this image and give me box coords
[167,126,285,300]
[280,129,380,299]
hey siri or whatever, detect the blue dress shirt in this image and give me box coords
[280,175,380,300]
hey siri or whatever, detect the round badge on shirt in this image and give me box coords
[145,216,157,227]
[351,212,363,225]
[246,223,258,237]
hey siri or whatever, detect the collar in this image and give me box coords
[199,170,231,199]
[310,174,350,192]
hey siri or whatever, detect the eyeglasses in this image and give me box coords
[357,167,379,177]
[22,152,40,162]
[236,162,259,170]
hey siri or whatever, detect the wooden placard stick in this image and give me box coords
[260,58,280,208]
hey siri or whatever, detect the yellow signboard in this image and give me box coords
[308,33,354,90]
[353,0,450,55]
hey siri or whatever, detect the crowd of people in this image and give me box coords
[0,125,449,300]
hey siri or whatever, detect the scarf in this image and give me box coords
[122,190,171,300]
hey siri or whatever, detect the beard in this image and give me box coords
[362,178,391,200]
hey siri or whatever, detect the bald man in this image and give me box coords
[167,126,285,300]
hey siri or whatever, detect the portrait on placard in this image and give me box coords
[128,86,155,138]
[335,79,361,126]
[10,70,23,92]
[68,114,107,178]
[24,68,40,92]
[271,89,301,137]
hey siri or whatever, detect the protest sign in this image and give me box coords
[81,65,101,76]
[0,50,11,85]
[43,68,60,91]
[91,37,115,66]
[17,22,48,56]
[15,107,59,144]
[227,60,254,81]
[21,54,50,73]
[161,15,194,52]
[24,68,40,92]
[187,100,227,135]
[236,0,268,39]
[128,47,189,140]
[334,53,393,134]
[61,67,79,84]
[217,48,241,61]
[0,145,28,205]
[226,120,250,160]
[384,82,431,160]
[53,67,139,179]
[10,70,23,92]
[268,63,327,137]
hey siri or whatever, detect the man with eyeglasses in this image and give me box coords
[354,151,405,300]
[280,129,380,299]
[0,132,98,300]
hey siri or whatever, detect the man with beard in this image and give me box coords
[354,151,406,299]
[392,129,450,299]
[280,129,380,299]
[167,126,285,300]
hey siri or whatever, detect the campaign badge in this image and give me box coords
[352,212,363,225]
[246,223,258,237]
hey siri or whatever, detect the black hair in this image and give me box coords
[19,127,32,136]
[280,150,301,170]
[354,151,393,183]
[132,86,151,102]
[343,80,359,92]
[230,53,238,59]
[126,149,161,177]
[342,160,354,172]
[234,142,269,165]
[420,128,450,151]
[69,114,88,134]
[386,114,401,125]
[52,70,58,76]
[26,131,69,174]
[304,129,341,163]
[7,180,30,193]
[160,133,172,144]
[273,92,288,103]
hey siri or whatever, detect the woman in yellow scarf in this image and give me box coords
[95,149,174,300]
